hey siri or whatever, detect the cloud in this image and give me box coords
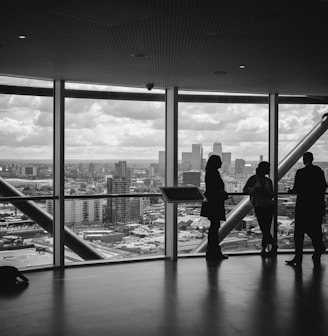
[1,88,327,161]
[65,99,164,121]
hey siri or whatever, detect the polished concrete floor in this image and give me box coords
[1,254,328,336]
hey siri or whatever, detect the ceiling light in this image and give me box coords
[239,65,246,69]
[18,35,26,39]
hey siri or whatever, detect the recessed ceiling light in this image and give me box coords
[239,65,246,69]
[18,35,26,39]
[130,53,149,58]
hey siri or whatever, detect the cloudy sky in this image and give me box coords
[1,76,328,163]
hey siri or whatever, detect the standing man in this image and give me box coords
[286,152,327,267]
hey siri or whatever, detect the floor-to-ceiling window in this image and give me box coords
[0,76,54,268]
[63,82,166,263]
[278,102,328,250]
[177,93,269,255]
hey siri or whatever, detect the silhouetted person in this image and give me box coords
[243,161,276,257]
[286,152,327,267]
[200,155,229,260]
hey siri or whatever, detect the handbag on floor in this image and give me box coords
[0,266,29,289]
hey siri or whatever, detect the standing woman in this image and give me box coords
[200,155,229,260]
[243,161,276,257]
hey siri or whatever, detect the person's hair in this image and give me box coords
[303,151,313,164]
[256,161,270,177]
[205,155,222,171]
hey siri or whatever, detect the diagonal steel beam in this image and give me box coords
[0,178,104,260]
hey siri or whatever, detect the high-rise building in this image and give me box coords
[47,198,103,227]
[221,152,232,174]
[129,198,142,223]
[181,152,192,171]
[259,155,264,162]
[191,144,203,170]
[107,176,131,225]
[114,161,130,178]
[88,162,95,178]
[213,142,222,157]
[158,151,165,177]
[222,152,232,165]
[149,163,159,176]
[182,171,201,187]
[235,159,246,175]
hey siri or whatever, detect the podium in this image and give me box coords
[159,187,205,203]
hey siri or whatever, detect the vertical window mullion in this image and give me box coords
[165,87,178,260]
[53,80,65,267]
[269,93,279,247]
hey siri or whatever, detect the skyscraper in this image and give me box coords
[191,144,203,170]
[222,152,232,165]
[213,142,222,157]
[114,161,129,178]
[88,162,95,177]
[107,176,131,225]
[222,152,232,174]
[235,159,246,175]
[181,152,192,170]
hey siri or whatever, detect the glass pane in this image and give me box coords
[0,201,53,268]
[0,75,53,88]
[0,93,53,190]
[60,197,165,263]
[279,104,328,164]
[278,104,328,250]
[0,90,53,268]
[64,97,165,262]
[178,101,268,255]
[177,196,263,255]
[277,195,328,251]
[65,81,163,94]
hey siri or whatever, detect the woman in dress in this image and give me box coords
[200,155,229,260]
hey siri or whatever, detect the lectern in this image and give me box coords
[160,187,205,203]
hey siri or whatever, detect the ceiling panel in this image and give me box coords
[1,0,328,94]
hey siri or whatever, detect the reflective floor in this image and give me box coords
[1,254,328,336]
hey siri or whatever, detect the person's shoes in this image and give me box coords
[321,245,326,253]
[206,253,228,261]
[260,250,269,258]
[285,258,302,267]
[217,246,229,259]
[217,253,229,260]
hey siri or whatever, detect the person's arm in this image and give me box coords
[243,176,255,194]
